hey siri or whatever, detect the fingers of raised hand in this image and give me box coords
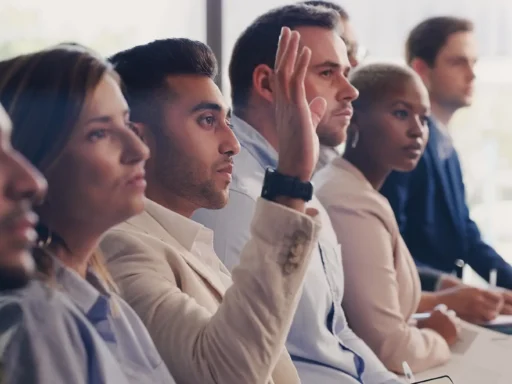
[289,46,311,104]
[275,28,301,100]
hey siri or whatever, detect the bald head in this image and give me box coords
[350,63,424,113]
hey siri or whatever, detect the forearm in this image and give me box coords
[120,199,320,384]
[418,292,442,313]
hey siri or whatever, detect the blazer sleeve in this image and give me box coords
[101,198,320,384]
[454,160,512,288]
[328,204,450,374]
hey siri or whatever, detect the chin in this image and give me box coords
[320,129,348,147]
[462,97,473,107]
[396,160,420,173]
[114,198,146,224]
[131,198,146,215]
[205,189,229,210]
[0,256,32,290]
[455,94,473,108]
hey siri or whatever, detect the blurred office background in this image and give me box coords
[2,0,512,284]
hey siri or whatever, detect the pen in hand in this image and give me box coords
[402,361,415,384]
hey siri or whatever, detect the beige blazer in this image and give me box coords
[100,197,320,384]
[314,158,450,374]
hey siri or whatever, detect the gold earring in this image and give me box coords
[351,129,359,148]
[37,227,53,248]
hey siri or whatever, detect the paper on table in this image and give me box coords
[483,314,512,326]
[413,322,512,384]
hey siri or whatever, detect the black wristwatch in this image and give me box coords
[261,167,314,202]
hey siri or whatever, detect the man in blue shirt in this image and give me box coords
[193,4,401,384]
[380,17,512,316]
[0,104,129,384]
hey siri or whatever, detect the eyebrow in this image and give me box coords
[84,109,130,125]
[190,101,229,115]
[391,100,413,109]
[312,61,343,70]
[447,55,478,63]
[391,100,429,113]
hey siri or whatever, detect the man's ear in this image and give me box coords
[252,64,275,103]
[410,58,432,89]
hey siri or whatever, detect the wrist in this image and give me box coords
[274,196,306,213]
[277,162,312,182]
[439,274,462,290]
[418,292,441,312]
[261,168,313,204]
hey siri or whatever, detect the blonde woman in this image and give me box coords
[0,45,175,383]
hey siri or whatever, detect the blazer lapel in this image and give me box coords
[427,120,461,233]
[126,204,228,298]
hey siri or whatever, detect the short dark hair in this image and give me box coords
[229,4,340,110]
[109,38,218,126]
[406,16,474,66]
[302,1,349,20]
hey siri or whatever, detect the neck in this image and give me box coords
[343,149,390,190]
[49,225,102,279]
[145,181,196,219]
[430,99,456,127]
[237,105,278,151]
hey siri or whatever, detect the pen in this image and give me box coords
[453,259,465,279]
[402,361,415,383]
[489,268,497,288]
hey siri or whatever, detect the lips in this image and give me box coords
[403,143,423,159]
[217,163,233,175]
[333,107,353,118]
[404,143,422,151]
[3,211,39,245]
[126,170,147,189]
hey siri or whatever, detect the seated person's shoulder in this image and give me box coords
[316,172,395,229]
[101,222,182,284]
[0,280,89,338]
[0,280,92,367]
[0,280,126,384]
[1,279,78,321]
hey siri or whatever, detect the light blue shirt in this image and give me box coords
[53,258,176,384]
[0,280,128,384]
[193,115,402,384]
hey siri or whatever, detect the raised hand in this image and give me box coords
[273,27,327,182]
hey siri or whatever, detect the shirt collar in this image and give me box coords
[52,256,110,318]
[231,114,278,169]
[144,198,213,252]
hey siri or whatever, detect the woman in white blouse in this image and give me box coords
[314,63,461,374]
